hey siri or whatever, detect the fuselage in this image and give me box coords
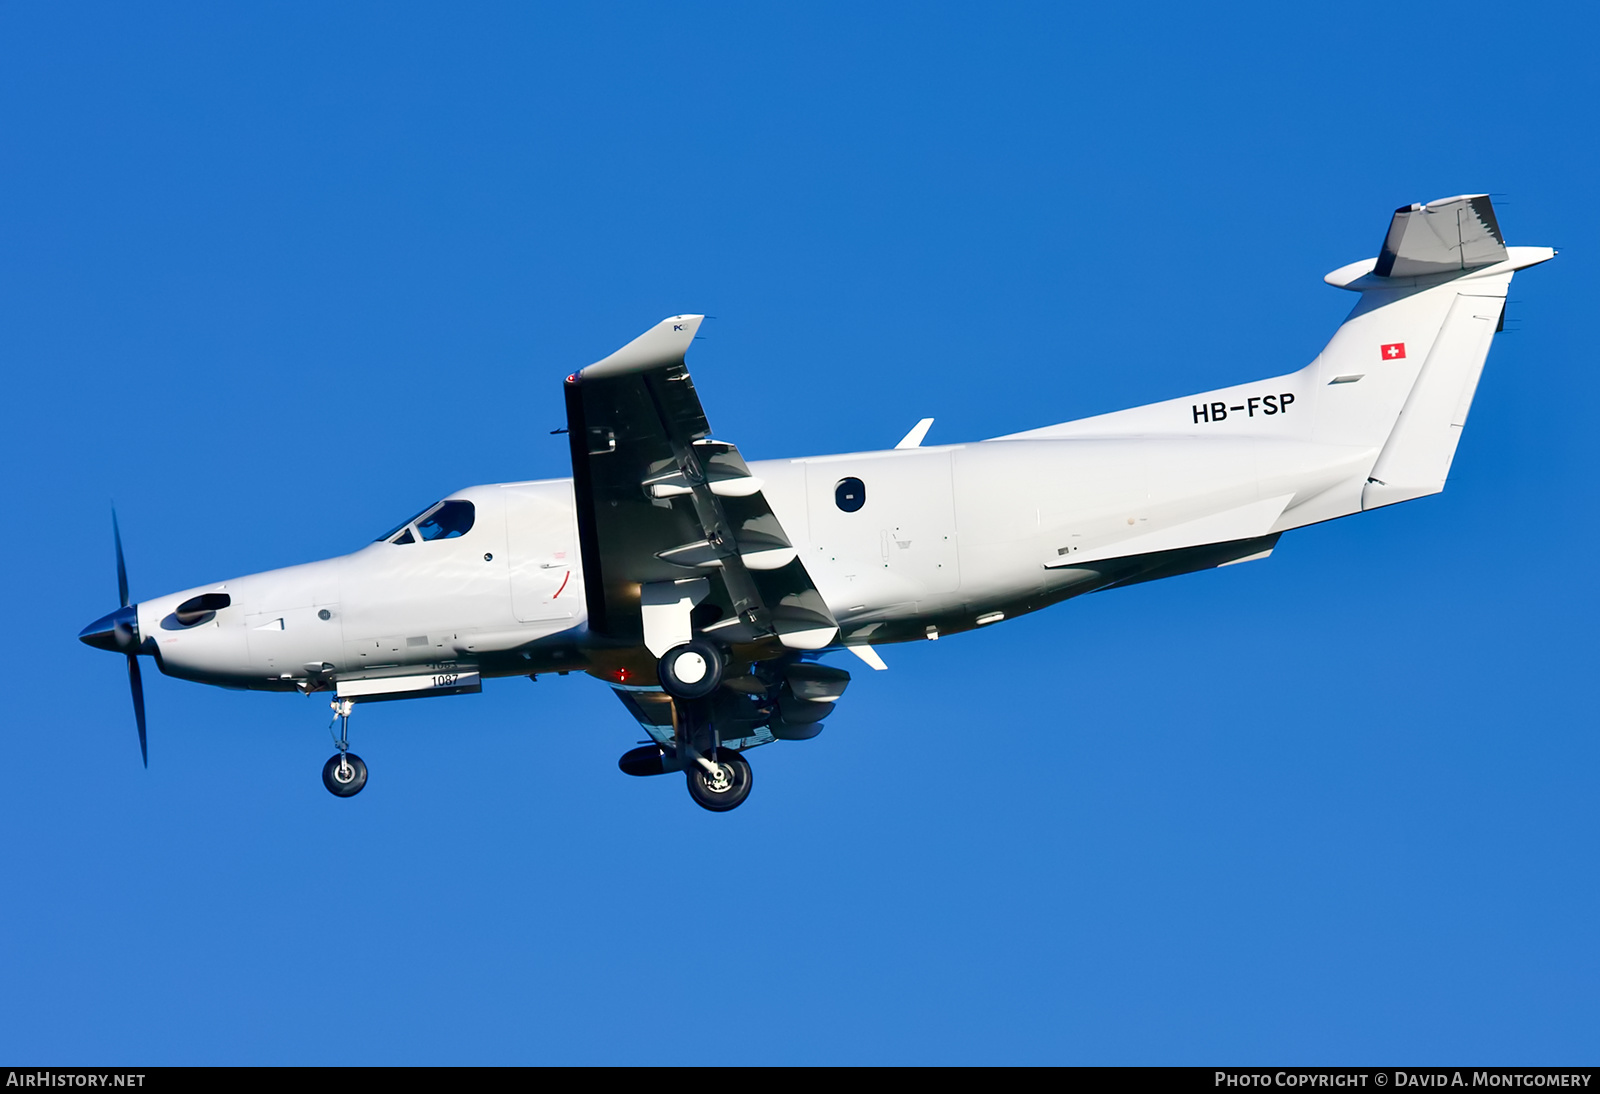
[132,430,1375,694]
[75,196,1547,810]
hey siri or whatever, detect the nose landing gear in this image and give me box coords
[322,752,368,796]
[323,698,367,798]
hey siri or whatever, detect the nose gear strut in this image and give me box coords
[322,699,368,797]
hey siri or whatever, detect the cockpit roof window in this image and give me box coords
[417,500,474,540]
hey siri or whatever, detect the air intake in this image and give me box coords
[174,593,231,626]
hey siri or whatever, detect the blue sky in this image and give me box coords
[3,1,1596,1064]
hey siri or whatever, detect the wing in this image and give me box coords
[563,316,838,657]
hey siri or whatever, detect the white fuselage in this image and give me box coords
[86,197,1548,809]
[139,429,1375,692]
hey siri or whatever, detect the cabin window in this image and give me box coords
[835,477,866,513]
[417,500,475,540]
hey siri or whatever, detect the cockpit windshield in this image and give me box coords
[417,501,474,540]
[375,500,476,544]
[375,506,433,542]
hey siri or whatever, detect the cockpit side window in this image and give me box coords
[416,500,475,541]
[392,527,415,545]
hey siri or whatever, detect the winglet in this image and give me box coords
[582,315,705,380]
[894,418,934,449]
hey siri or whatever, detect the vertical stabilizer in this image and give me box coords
[1374,194,1507,277]
[997,196,1553,523]
[1314,196,1553,509]
[1360,290,1504,508]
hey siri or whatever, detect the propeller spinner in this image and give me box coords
[78,511,148,766]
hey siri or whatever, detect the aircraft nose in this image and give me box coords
[79,604,140,653]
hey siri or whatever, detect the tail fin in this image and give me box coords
[1317,195,1554,509]
[1014,195,1554,511]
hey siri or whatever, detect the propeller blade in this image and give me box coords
[127,654,148,768]
[113,509,129,609]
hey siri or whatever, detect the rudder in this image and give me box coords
[1361,289,1504,508]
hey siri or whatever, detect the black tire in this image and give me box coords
[657,640,725,700]
[685,747,752,812]
[322,753,368,797]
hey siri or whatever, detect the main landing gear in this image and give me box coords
[685,746,752,812]
[666,658,754,811]
[655,641,753,810]
[323,698,367,798]
[657,640,725,700]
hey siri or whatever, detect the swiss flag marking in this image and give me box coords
[1381,342,1406,360]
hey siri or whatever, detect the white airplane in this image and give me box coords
[80,195,1554,811]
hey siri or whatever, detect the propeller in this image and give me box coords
[79,512,148,766]
[113,511,148,767]
[127,642,147,768]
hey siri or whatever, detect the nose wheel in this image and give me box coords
[685,747,752,812]
[323,698,368,798]
[322,752,368,797]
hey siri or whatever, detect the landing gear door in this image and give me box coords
[504,481,580,624]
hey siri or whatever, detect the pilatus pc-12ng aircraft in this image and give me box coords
[81,195,1554,811]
